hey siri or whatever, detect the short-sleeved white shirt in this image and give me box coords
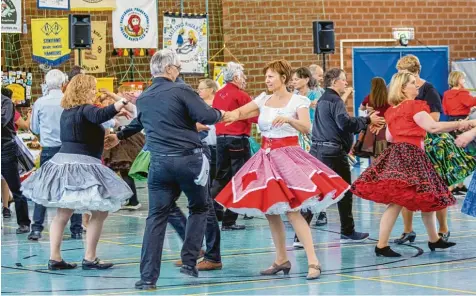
[253,93,310,138]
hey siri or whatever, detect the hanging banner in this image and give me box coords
[31,18,71,66]
[74,21,107,73]
[70,0,114,11]
[37,0,69,10]
[213,63,226,87]
[1,0,22,33]
[163,12,208,74]
[112,0,158,49]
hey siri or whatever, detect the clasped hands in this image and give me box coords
[368,110,386,134]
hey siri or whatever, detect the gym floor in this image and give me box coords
[2,176,476,295]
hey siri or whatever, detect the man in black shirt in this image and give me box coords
[118,49,223,290]
[310,68,384,242]
[1,94,31,233]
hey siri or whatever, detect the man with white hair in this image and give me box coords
[130,49,223,290]
[210,62,255,231]
[28,69,83,241]
[309,64,325,95]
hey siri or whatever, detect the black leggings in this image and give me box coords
[120,170,139,205]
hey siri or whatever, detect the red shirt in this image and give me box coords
[362,95,391,116]
[14,111,21,131]
[385,100,429,148]
[213,83,257,136]
[442,89,476,116]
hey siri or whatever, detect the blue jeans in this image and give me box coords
[31,147,83,233]
[1,140,30,226]
[140,152,211,284]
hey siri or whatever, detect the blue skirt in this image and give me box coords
[462,174,476,217]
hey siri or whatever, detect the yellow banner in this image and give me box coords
[213,63,227,87]
[70,0,115,11]
[74,21,107,73]
[31,18,70,66]
[96,77,115,94]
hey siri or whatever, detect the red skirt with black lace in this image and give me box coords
[351,142,456,212]
[215,136,350,216]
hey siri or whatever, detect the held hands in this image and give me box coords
[117,109,133,120]
[369,111,385,126]
[104,134,120,150]
[455,130,476,148]
[221,110,240,125]
[368,111,386,134]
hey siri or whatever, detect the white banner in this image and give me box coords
[112,0,158,49]
[1,0,22,33]
[163,13,208,74]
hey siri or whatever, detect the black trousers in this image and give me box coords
[210,136,250,226]
[1,141,30,227]
[306,143,355,236]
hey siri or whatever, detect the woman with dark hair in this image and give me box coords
[291,67,321,152]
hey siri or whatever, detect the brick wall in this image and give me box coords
[221,0,476,112]
[2,0,475,108]
[1,0,224,97]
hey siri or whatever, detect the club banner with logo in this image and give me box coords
[112,0,158,49]
[1,0,22,33]
[70,0,115,11]
[163,12,208,74]
[31,18,71,66]
[37,0,69,10]
[213,63,226,87]
[74,21,107,73]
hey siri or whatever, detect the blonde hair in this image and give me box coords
[199,79,219,93]
[448,71,465,88]
[388,72,415,106]
[61,74,96,109]
[396,54,421,75]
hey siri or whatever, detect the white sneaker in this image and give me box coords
[121,203,142,210]
[293,241,304,249]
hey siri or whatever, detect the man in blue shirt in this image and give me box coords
[28,69,83,241]
[112,49,223,290]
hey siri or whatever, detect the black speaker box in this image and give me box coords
[312,21,335,54]
[69,14,92,49]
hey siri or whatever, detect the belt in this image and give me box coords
[217,135,249,139]
[155,148,203,157]
[315,141,342,149]
[261,136,299,151]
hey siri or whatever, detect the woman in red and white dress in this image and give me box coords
[217,60,349,280]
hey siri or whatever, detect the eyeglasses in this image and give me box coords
[170,64,182,72]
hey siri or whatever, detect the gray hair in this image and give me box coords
[45,69,66,90]
[309,64,323,75]
[150,48,181,76]
[324,68,345,88]
[223,62,244,83]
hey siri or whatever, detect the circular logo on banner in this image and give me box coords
[1,0,18,24]
[120,8,150,41]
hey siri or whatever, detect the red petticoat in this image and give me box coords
[215,145,349,216]
[351,142,456,212]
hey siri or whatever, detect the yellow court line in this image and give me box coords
[340,274,476,295]
[375,265,476,279]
